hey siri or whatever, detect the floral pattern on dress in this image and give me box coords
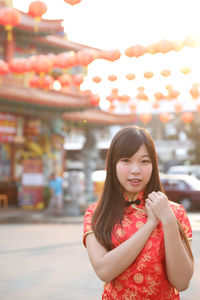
[83,194,192,300]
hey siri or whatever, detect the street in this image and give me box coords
[0,218,200,300]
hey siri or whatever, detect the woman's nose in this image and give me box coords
[130,163,140,173]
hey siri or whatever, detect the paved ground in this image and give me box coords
[0,208,199,299]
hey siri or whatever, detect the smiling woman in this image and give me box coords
[83,125,194,299]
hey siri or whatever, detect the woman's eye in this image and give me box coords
[142,159,151,164]
[121,158,130,163]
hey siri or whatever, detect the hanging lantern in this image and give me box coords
[0,7,21,41]
[90,94,100,106]
[196,103,200,112]
[118,95,130,102]
[106,95,115,102]
[159,113,171,123]
[154,92,165,101]
[99,49,121,62]
[57,74,71,87]
[29,75,39,88]
[152,102,160,109]
[76,49,96,66]
[33,55,53,74]
[125,45,146,58]
[156,39,172,54]
[144,71,153,79]
[130,103,137,112]
[136,87,148,101]
[181,67,191,75]
[9,58,27,74]
[146,44,158,55]
[111,88,118,95]
[64,0,82,5]
[174,103,182,113]
[181,112,194,123]
[72,73,84,86]
[39,75,54,89]
[172,40,184,52]
[139,114,152,123]
[28,1,47,32]
[55,52,77,69]
[189,84,199,99]
[160,69,171,77]
[126,73,136,80]
[108,75,117,81]
[0,59,9,75]
[92,76,101,83]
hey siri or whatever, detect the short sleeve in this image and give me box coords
[176,205,192,241]
[83,203,96,247]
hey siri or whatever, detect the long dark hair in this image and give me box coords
[91,126,193,260]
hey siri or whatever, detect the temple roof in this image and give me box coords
[62,109,134,125]
[0,79,91,111]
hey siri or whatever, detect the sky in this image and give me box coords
[12,0,200,114]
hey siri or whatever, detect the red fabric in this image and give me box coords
[83,192,192,299]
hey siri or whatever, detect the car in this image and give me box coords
[160,173,200,211]
[167,165,200,180]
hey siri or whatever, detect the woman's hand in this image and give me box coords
[146,191,176,225]
[145,200,159,228]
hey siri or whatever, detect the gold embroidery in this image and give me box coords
[133,273,144,284]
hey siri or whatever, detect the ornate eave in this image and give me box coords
[0,79,91,116]
[62,109,135,125]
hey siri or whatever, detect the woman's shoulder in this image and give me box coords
[169,200,186,218]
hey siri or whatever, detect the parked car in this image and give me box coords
[160,173,200,211]
[167,165,200,180]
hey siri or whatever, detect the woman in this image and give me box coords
[83,126,194,299]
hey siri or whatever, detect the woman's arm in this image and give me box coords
[146,192,194,291]
[85,203,158,283]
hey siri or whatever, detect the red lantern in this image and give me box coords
[57,74,71,87]
[125,45,146,58]
[0,60,9,75]
[174,103,182,113]
[92,76,101,83]
[189,85,199,99]
[0,7,21,41]
[29,75,39,88]
[55,52,77,69]
[108,75,117,81]
[111,88,118,95]
[159,113,171,123]
[154,92,165,101]
[144,71,153,79]
[126,73,136,80]
[28,1,47,31]
[76,49,96,66]
[152,102,160,109]
[130,103,137,112]
[181,67,191,75]
[146,43,158,55]
[156,39,172,54]
[34,55,53,74]
[9,58,27,74]
[181,112,194,123]
[72,73,84,86]
[64,0,82,5]
[118,95,130,102]
[106,95,115,102]
[160,69,171,77]
[139,114,152,123]
[136,87,148,101]
[196,103,200,112]
[99,49,121,62]
[90,94,100,106]
[39,75,54,89]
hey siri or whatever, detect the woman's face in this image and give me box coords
[116,143,153,196]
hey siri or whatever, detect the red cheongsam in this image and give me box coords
[83,191,192,300]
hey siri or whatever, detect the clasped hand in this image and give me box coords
[145,191,175,225]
